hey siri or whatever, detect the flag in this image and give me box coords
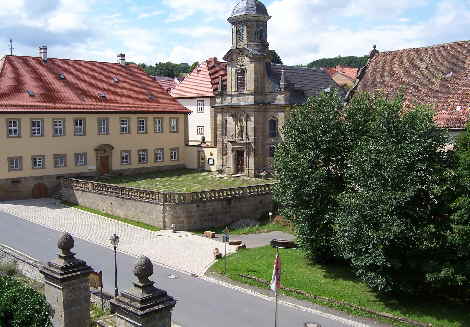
[270,253,281,292]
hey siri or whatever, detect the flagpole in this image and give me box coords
[274,246,279,327]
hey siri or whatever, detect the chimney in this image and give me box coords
[39,45,48,62]
[117,53,126,65]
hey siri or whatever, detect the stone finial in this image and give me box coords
[133,256,154,285]
[280,67,287,91]
[57,232,74,255]
[369,44,379,59]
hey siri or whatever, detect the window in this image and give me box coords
[120,118,130,134]
[54,154,66,168]
[154,148,164,162]
[75,153,87,166]
[154,118,163,133]
[197,100,205,113]
[31,119,43,137]
[170,148,179,161]
[269,118,278,138]
[236,69,246,92]
[138,150,148,164]
[74,119,86,136]
[169,118,178,133]
[32,155,45,169]
[223,118,227,137]
[120,151,131,165]
[7,119,21,137]
[236,24,245,45]
[53,119,65,137]
[137,118,147,134]
[197,126,205,136]
[268,145,276,158]
[97,118,109,135]
[8,157,22,171]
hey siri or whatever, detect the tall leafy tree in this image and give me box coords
[307,55,368,69]
[269,50,283,65]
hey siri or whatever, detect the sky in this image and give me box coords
[1,0,469,66]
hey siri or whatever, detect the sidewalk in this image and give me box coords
[0,198,236,275]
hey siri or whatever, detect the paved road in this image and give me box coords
[0,210,370,327]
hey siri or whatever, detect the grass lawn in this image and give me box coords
[63,202,160,231]
[210,246,469,327]
[100,169,274,192]
[195,220,293,235]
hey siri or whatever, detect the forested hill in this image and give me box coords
[307,56,368,69]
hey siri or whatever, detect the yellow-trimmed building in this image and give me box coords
[0,50,190,200]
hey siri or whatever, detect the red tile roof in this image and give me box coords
[171,58,227,98]
[0,56,189,113]
[356,40,470,128]
[154,76,179,93]
[324,66,358,80]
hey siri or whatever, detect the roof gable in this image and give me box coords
[171,58,227,98]
[0,56,189,113]
[356,40,470,128]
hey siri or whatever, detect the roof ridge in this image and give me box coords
[6,54,132,66]
[0,56,6,78]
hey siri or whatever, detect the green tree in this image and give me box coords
[269,50,283,64]
[307,55,368,69]
[0,276,52,327]
[273,90,347,261]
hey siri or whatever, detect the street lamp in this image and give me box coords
[269,212,273,222]
[110,233,120,297]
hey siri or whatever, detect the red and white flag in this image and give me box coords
[270,253,281,292]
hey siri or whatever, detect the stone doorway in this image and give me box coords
[95,144,114,175]
[235,150,245,174]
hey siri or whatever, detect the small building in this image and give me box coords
[352,41,470,136]
[323,65,358,88]
[0,49,190,200]
[215,0,341,177]
[171,58,227,146]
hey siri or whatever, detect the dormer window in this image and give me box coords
[148,94,156,101]
[58,73,65,80]
[112,76,120,83]
[26,90,35,97]
[236,69,246,92]
[98,92,107,100]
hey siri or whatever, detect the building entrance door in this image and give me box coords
[99,156,110,174]
[32,183,48,198]
[235,150,245,174]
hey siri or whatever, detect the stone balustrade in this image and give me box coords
[63,178,273,205]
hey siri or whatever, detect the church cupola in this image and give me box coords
[229,0,271,50]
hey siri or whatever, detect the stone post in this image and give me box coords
[110,256,176,327]
[39,233,93,327]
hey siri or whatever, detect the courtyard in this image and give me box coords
[99,169,275,192]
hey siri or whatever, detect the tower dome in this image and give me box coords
[230,0,269,19]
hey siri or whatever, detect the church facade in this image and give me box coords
[215,0,340,177]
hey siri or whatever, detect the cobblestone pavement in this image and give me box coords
[0,198,237,275]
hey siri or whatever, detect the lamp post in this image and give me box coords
[110,233,120,297]
[269,211,273,223]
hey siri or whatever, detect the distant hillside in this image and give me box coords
[307,56,368,69]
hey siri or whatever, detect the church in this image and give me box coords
[214,0,340,177]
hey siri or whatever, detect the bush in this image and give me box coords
[0,276,52,327]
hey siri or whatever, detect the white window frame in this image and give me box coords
[138,149,148,164]
[7,119,20,137]
[169,118,178,133]
[31,119,43,137]
[154,148,164,162]
[137,118,147,134]
[170,148,179,161]
[8,157,22,171]
[53,119,65,137]
[197,100,205,113]
[75,153,87,166]
[32,156,45,169]
[120,151,131,165]
[154,118,163,133]
[74,119,86,136]
[54,154,66,168]
[120,118,130,134]
[98,118,109,135]
[197,126,205,136]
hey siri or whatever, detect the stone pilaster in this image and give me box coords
[111,256,176,327]
[39,233,93,327]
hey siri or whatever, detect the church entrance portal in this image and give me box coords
[235,150,245,174]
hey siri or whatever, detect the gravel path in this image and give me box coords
[0,198,236,275]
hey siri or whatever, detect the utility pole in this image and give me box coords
[9,39,14,56]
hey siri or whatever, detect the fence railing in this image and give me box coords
[62,178,273,204]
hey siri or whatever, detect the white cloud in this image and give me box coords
[138,10,163,19]
[162,0,233,22]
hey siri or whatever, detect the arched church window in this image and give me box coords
[256,25,265,41]
[269,118,278,138]
[236,25,245,45]
[236,69,246,92]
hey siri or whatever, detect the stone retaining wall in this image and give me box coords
[61,179,274,230]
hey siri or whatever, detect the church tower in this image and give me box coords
[223,0,272,100]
